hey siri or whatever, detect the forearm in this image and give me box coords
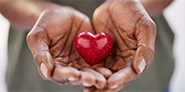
[141,0,174,17]
[0,0,60,31]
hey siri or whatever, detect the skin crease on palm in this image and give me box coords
[85,0,156,91]
[27,7,112,89]
[26,0,157,92]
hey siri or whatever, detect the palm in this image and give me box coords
[93,0,139,72]
[89,0,156,91]
[42,8,92,68]
[27,7,110,88]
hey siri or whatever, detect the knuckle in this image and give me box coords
[149,20,157,33]
[138,18,157,35]
[26,31,36,46]
[26,32,32,43]
[26,26,48,55]
[27,26,45,43]
[140,20,151,30]
[141,43,154,53]
[65,6,75,10]
[42,9,54,16]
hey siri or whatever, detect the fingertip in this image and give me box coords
[83,83,93,87]
[138,58,146,74]
[68,76,78,81]
[133,39,155,74]
[40,63,49,78]
[105,56,116,69]
[110,85,119,89]
[36,51,55,78]
[94,67,112,79]
[132,46,141,74]
[133,58,146,74]
[37,66,49,80]
[67,81,81,86]
[107,66,135,89]
[107,72,123,89]
[80,71,96,87]
[52,66,80,82]
[132,46,148,74]
[113,84,125,92]
[83,68,106,89]
[84,87,96,92]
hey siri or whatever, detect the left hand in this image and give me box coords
[85,0,156,91]
[27,7,110,88]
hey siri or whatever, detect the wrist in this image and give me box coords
[0,0,62,31]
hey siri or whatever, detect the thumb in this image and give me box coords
[27,25,54,79]
[133,18,156,74]
[132,45,154,74]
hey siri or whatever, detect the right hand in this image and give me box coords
[27,7,111,88]
[85,0,156,91]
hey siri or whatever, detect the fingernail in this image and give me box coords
[138,58,146,73]
[110,85,119,89]
[68,77,78,81]
[40,63,48,78]
[82,82,92,87]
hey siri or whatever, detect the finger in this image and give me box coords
[37,52,54,78]
[56,82,65,86]
[94,67,112,79]
[67,81,82,86]
[37,66,48,80]
[133,18,156,74]
[68,51,78,63]
[83,68,106,89]
[80,71,96,87]
[112,84,125,92]
[78,58,91,68]
[108,66,138,89]
[84,84,125,92]
[27,26,54,79]
[52,64,80,83]
[105,56,116,69]
[95,84,125,92]
[132,45,154,74]
[84,86,96,92]
[69,60,83,70]
[112,56,127,71]
[91,61,104,68]
[35,52,54,80]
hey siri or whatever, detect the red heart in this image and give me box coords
[74,31,113,65]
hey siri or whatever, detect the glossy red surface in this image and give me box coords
[74,31,113,65]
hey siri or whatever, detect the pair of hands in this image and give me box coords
[27,0,156,92]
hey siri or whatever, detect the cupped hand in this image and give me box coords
[85,0,157,91]
[27,7,111,88]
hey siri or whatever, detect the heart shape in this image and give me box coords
[74,31,113,65]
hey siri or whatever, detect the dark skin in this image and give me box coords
[85,0,156,91]
[27,7,111,88]
[0,0,173,91]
